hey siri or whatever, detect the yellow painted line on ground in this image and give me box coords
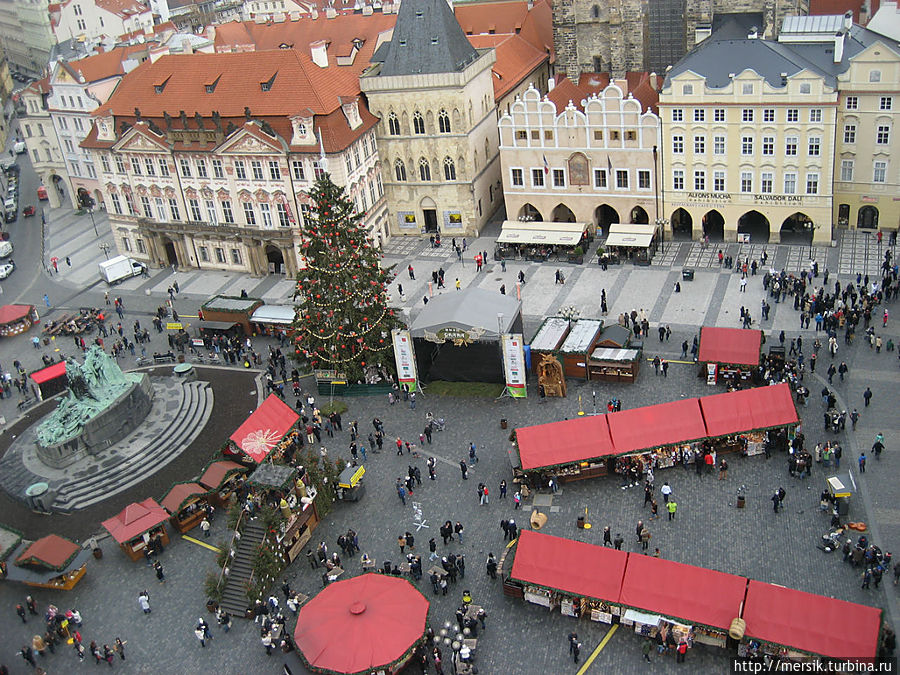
[644,357,696,365]
[181,314,199,318]
[182,535,220,552]
[576,624,618,675]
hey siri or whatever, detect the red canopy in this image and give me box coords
[199,460,246,490]
[0,304,33,325]
[160,482,208,514]
[698,326,762,366]
[230,394,299,463]
[101,498,169,544]
[700,383,799,438]
[31,361,67,384]
[15,534,80,571]
[516,415,614,471]
[510,530,627,601]
[742,580,881,659]
[607,398,707,455]
[295,574,428,674]
[620,555,747,630]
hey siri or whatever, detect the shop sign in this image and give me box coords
[501,333,527,398]
[753,194,803,204]
[314,369,347,382]
[423,326,486,346]
[706,363,717,385]
[862,196,879,203]
[166,322,183,330]
[687,191,732,202]
[391,328,418,392]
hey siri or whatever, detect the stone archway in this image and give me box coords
[780,212,813,244]
[858,205,879,230]
[671,207,693,240]
[551,203,576,223]
[701,210,724,241]
[265,244,284,275]
[594,204,619,232]
[161,237,179,267]
[630,205,649,224]
[738,210,770,243]
[519,203,543,222]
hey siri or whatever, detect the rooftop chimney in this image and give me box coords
[547,76,555,91]
[843,10,853,30]
[834,31,845,63]
[310,40,328,68]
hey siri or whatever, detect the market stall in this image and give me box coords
[528,317,570,375]
[699,383,799,457]
[199,460,248,507]
[559,319,603,380]
[0,304,39,337]
[294,574,429,675]
[229,394,300,463]
[741,579,882,660]
[160,482,211,533]
[198,295,263,336]
[587,348,641,382]
[249,462,320,564]
[3,534,90,590]
[603,224,658,264]
[250,304,295,336]
[30,361,68,400]
[595,324,632,349]
[101,498,170,562]
[495,221,590,262]
[337,464,365,502]
[514,415,616,482]
[509,530,627,622]
[698,327,762,385]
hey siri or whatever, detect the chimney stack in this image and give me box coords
[833,31,845,63]
[310,40,328,68]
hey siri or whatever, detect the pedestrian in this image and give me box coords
[863,387,873,407]
[115,637,126,660]
[15,603,26,623]
[486,553,498,579]
[397,484,407,505]
[851,409,860,430]
[200,517,211,537]
[455,521,464,544]
[676,640,688,663]
[154,560,165,582]
[513,491,521,509]
[859,453,867,473]
[667,500,677,520]
[614,533,624,550]
[25,595,37,615]
[459,460,468,480]
[718,459,728,480]
[43,293,50,307]
[104,644,115,665]
[20,646,36,668]
[660,482,672,503]
[499,479,507,499]
[138,591,151,613]
[573,641,581,664]
[640,526,651,550]
[642,639,653,662]
[603,526,612,546]
[650,500,659,520]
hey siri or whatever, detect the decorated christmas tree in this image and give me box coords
[292,173,403,383]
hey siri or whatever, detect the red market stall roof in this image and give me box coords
[620,554,747,630]
[199,460,246,490]
[160,482,209,514]
[31,361,67,384]
[295,574,429,674]
[698,326,762,366]
[15,534,81,571]
[510,530,627,601]
[742,580,881,659]
[0,304,34,325]
[516,415,615,471]
[700,382,799,438]
[229,394,299,463]
[101,498,169,544]
[607,398,707,456]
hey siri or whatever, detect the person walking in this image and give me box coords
[572,641,581,664]
[138,591,151,613]
[194,625,207,648]
[642,639,653,662]
[200,517,211,538]
[859,453,867,473]
[660,482,672,503]
[154,560,165,582]
[15,603,26,623]
[613,533,624,550]
[459,460,468,480]
[863,387,873,407]
[667,500,678,521]
[486,553,498,579]
[718,459,728,480]
[640,526,651,550]
[114,637,126,660]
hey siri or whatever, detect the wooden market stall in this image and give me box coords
[101,498,170,562]
[527,317,570,375]
[595,324,632,349]
[160,482,211,533]
[495,221,590,262]
[229,394,300,463]
[587,347,641,382]
[199,460,248,507]
[250,304,296,337]
[30,361,68,400]
[603,224,659,264]
[559,319,603,380]
[198,296,263,336]
[248,462,320,564]
[514,415,616,483]
[698,326,762,385]
[3,534,90,590]
[0,304,39,337]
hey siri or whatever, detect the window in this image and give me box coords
[763,109,775,123]
[742,83,753,95]
[511,168,523,186]
[784,173,796,194]
[177,158,191,177]
[260,203,273,228]
[58,117,67,130]
[212,159,224,179]
[693,135,705,154]
[672,109,683,122]
[187,198,201,221]
[394,159,407,181]
[74,117,83,131]
[101,155,111,173]
[845,96,858,110]
[545,130,555,141]
[673,169,684,190]
[808,137,820,156]
[159,159,169,177]
[741,136,753,155]
[388,113,400,135]
[760,172,773,194]
[844,124,856,144]
[531,168,544,187]
[713,109,725,122]
[110,193,122,214]
[136,239,145,254]
[840,159,854,182]
[742,109,754,123]
[638,170,650,189]
[693,170,705,191]
[346,154,353,175]
[553,169,566,187]
[439,110,451,133]
[313,161,325,180]
[413,112,425,134]
[800,83,811,94]
[291,160,305,180]
[122,237,131,252]
[874,161,887,183]
[196,159,208,179]
[881,97,893,111]
[205,200,217,225]
[805,173,819,194]
[115,156,126,174]
[869,70,881,83]
[215,247,226,264]
[785,137,798,155]
[353,145,360,169]
[740,172,752,193]
[144,157,155,176]
[625,130,636,142]
[86,163,96,179]
[198,246,209,262]
[877,125,890,145]
[713,171,725,192]
[682,84,693,95]
[242,202,256,225]
[443,157,456,181]
[69,161,80,177]
[762,136,774,156]
[516,130,528,141]
[230,249,242,265]
[222,200,234,223]
[155,197,166,220]
[809,109,822,123]
[130,157,142,174]
[251,161,264,180]
[787,109,799,123]
[168,198,181,220]
[594,169,607,188]
[713,136,725,155]
[234,160,246,180]
[615,170,628,189]
[672,135,683,154]
[276,202,289,227]
[693,108,705,122]
[140,195,152,218]
[419,158,431,181]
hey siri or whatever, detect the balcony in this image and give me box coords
[136,217,295,244]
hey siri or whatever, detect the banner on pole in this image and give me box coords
[392,328,418,393]
[501,333,527,398]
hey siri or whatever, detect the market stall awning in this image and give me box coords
[604,231,654,248]
[510,530,627,602]
[31,361,67,384]
[516,415,615,471]
[607,398,707,456]
[529,317,570,351]
[101,498,169,544]
[620,555,747,631]
[699,383,798,438]
[590,348,640,362]
[698,327,762,366]
[0,304,34,325]
[497,220,587,246]
[160,482,209,514]
[15,534,81,571]
[199,460,247,491]
[409,287,522,340]
[560,319,603,353]
[742,579,881,659]
[230,394,300,463]
[295,574,429,674]
[251,304,296,326]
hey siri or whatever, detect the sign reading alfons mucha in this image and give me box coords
[423,326,486,346]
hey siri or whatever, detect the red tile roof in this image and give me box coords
[15,534,81,571]
[455,1,529,35]
[576,71,659,114]
[95,0,151,19]
[546,75,587,111]
[60,44,148,83]
[469,33,547,99]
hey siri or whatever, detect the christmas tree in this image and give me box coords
[292,173,403,383]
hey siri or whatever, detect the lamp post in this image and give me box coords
[655,217,669,256]
[807,223,821,260]
[99,242,110,260]
[87,205,98,238]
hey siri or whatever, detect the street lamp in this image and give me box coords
[655,217,669,256]
[87,205,98,238]
[807,222,821,260]
[99,242,110,259]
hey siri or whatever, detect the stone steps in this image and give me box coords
[52,381,213,512]
[219,521,266,616]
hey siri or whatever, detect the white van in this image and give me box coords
[0,240,13,258]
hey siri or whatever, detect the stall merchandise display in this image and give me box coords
[523,586,551,607]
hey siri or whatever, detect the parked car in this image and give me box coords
[36,185,47,200]
[0,261,14,278]
[12,140,25,155]
[23,205,35,217]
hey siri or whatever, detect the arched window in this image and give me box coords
[419,157,431,181]
[443,157,456,181]
[439,109,451,133]
[413,111,425,134]
[388,112,400,136]
[591,4,600,17]
[394,159,407,181]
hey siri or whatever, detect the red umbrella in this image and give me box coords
[294,574,429,674]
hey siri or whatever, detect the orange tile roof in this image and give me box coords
[469,33,547,99]
[455,0,529,35]
[96,0,151,19]
[517,0,554,62]
[546,76,587,111]
[61,44,148,83]
[576,71,659,114]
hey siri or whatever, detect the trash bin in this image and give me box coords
[682,268,695,281]
[576,515,585,529]
[736,495,746,509]
[500,418,508,430]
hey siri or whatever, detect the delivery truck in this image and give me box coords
[99,255,146,284]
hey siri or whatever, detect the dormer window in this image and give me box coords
[260,72,277,92]
[204,75,221,94]
[153,76,170,94]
